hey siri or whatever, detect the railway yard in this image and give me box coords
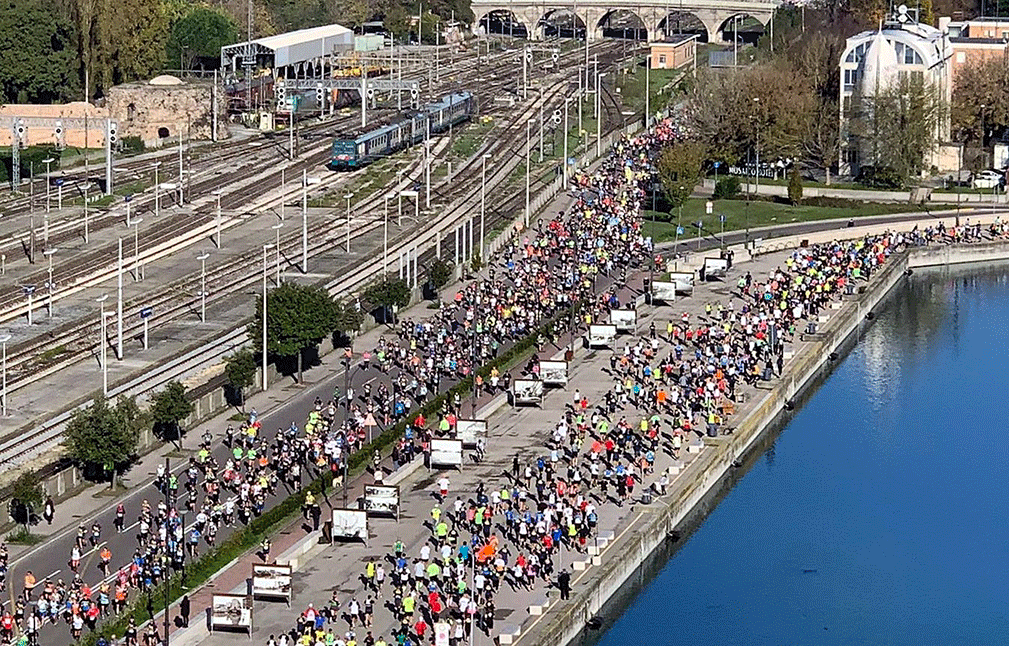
[0,38,639,479]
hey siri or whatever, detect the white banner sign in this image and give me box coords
[609,309,637,333]
[538,360,568,386]
[456,419,488,447]
[251,564,292,600]
[587,324,618,347]
[363,485,400,517]
[669,272,695,295]
[331,508,368,541]
[651,281,677,303]
[512,379,544,404]
[703,257,728,279]
[430,438,464,467]
[211,595,252,631]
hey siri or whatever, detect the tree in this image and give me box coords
[166,7,238,70]
[10,472,43,529]
[248,282,342,382]
[333,299,364,337]
[363,278,411,308]
[796,33,843,185]
[65,396,145,486]
[951,55,1009,149]
[787,165,803,205]
[428,258,454,290]
[150,381,193,446]
[224,349,257,410]
[656,141,706,209]
[0,0,80,103]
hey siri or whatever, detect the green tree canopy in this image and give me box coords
[10,471,44,527]
[150,381,193,444]
[0,0,80,103]
[166,6,238,70]
[657,141,706,209]
[362,278,411,309]
[224,349,257,409]
[65,396,146,484]
[248,282,343,381]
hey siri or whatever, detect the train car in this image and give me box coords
[329,91,474,170]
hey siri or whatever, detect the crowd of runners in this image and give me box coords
[8,112,1009,646]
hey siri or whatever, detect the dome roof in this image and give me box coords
[149,74,184,86]
[861,30,899,96]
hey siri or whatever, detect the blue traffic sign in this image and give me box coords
[713,161,721,168]
[140,307,153,318]
[719,214,726,223]
[676,226,684,235]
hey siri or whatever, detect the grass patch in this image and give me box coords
[38,345,68,363]
[450,119,494,160]
[7,526,43,545]
[641,197,955,244]
[113,180,149,198]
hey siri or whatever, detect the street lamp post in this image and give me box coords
[153,161,162,219]
[480,153,490,259]
[344,193,354,253]
[0,333,10,417]
[272,222,283,286]
[56,178,64,211]
[127,209,143,282]
[262,244,273,391]
[42,157,54,213]
[213,190,223,249]
[96,295,109,396]
[525,119,533,226]
[43,248,57,317]
[117,237,124,359]
[301,172,320,273]
[383,196,390,275]
[197,252,210,323]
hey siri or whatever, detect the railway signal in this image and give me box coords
[53,120,64,149]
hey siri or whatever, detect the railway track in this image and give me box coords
[0,41,630,467]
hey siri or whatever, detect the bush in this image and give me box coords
[120,136,145,155]
[855,165,904,190]
[713,176,741,200]
[427,258,454,290]
[787,165,803,205]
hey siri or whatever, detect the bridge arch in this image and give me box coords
[477,9,530,38]
[657,11,710,42]
[596,8,648,40]
[538,8,586,39]
[715,13,767,46]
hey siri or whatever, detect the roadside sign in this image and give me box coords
[140,307,153,318]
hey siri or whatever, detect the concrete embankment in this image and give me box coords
[534,240,1009,646]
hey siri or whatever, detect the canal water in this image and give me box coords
[590,264,1009,645]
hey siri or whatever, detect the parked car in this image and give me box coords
[971,169,1005,189]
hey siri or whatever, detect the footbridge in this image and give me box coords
[472,0,781,42]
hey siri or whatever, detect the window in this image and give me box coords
[658,54,666,66]
[843,68,860,89]
[844,148,859,166]
[845,42,867,63]
[957,51,966,63]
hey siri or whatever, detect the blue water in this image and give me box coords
[593,266,1009,645]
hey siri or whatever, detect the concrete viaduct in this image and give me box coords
[471,0,780,42]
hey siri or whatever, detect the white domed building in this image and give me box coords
[838,8,957,177]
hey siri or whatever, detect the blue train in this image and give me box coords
[330,92,475,169]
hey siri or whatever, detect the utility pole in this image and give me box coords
[117,238,123,360]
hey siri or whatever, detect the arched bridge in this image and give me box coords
[472,0,780,42]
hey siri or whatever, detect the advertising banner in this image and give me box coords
[211,595,252,634]
[363,485,400,518]
[609,309,637,333]
[538,360,568,386]
[456,419,488,447]
[430,438,464,467]
[702,257,728,280]
[650,281,677,303]
[331,509,368,541]
[251,564,292,601]
[512,379,544,404]
[587,324,618,347]
[669,272,695,295]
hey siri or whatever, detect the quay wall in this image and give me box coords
[536,241,1009,646]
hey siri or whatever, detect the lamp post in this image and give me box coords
[595,72,606,157]
[262,244,273,392]
[301,172,321,273]
[480,153,491,259]
[42,157,54,213]
[43,248,57,317]
[56,178,64,211]
[383,195,390,275]
[749,97,760,246]
[344,193,354,253]
[674,186,684,261]
[127,209,143,282]
[0,333,10,417]
[213,190,223,249]
[153,161,162,219]
[525,119,533,226]
[117,237,123,360]
[196,252,210,323]
[96,295,110,396]
[272,222,283,286]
